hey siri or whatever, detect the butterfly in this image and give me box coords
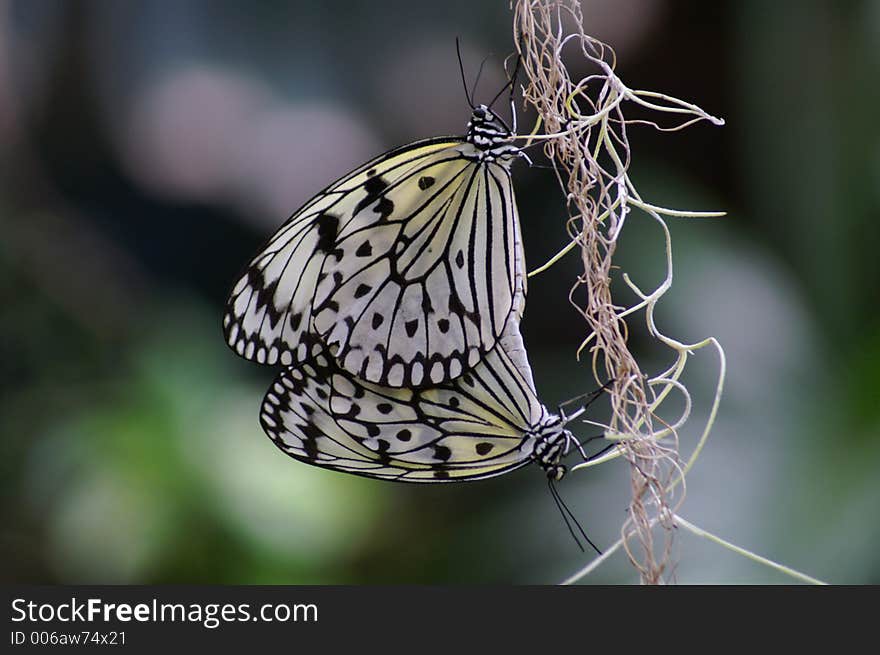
[257,317,603,483]
[223,103,526,389]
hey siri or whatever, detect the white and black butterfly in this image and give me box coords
[223,104,527,389]
[257,318,603,483]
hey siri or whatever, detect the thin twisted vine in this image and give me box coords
[512,0,725,584]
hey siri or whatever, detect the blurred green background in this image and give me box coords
[2,0,878,584]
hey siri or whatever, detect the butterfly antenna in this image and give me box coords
[559,380,614,411]
[548,479,584,552]
[456,37,475,110]
[508,53,521,134]
[549,480,602,556]
[470,54,491,106]
[487,52,522,114]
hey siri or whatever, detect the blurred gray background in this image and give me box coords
[2,0,878,584]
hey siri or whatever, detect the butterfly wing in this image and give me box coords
[312,156,525,388]
[223,138,462,367]
[259,325,547,483]
[224,137,525,388]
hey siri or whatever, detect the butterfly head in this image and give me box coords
[530,414,573,481]
[465,104,518,161]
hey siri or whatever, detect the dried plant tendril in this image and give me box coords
[512,0,726,584]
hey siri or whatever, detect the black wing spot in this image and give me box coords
[418,175,435,190]
[461,374,474,387]
[315,387,328,400]
[355,176,392,219]
[455,250,465,269]
[446,292,480,327]
[315,213,339,253]
[449,397,460,408]
[405,320,419,338]
[421,294,434,314]
[433,470,449,480]
[303,437,319,460]
[372,313,385,329]
[290,312,303,331]
[377,403,393,414]
[366,424,380,438]
[333,271,343,286]
[301,422,323,440]
[374,437,392,465]
[354,283,372,299]
[433,445,452,461]
[356,241,373,257]
[476,443,494,456]
[437,318,450,334]
[366,168,376,177]
[361,175,387,195]
[300,422,322,459]
[253,277,278,317]
[396,429,412,442]
[375,197,394,220]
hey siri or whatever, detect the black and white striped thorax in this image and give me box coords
[528,414,573,481]
[463,104,520,164]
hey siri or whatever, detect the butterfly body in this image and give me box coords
[462,105,519,160]
[223,105,526,389]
